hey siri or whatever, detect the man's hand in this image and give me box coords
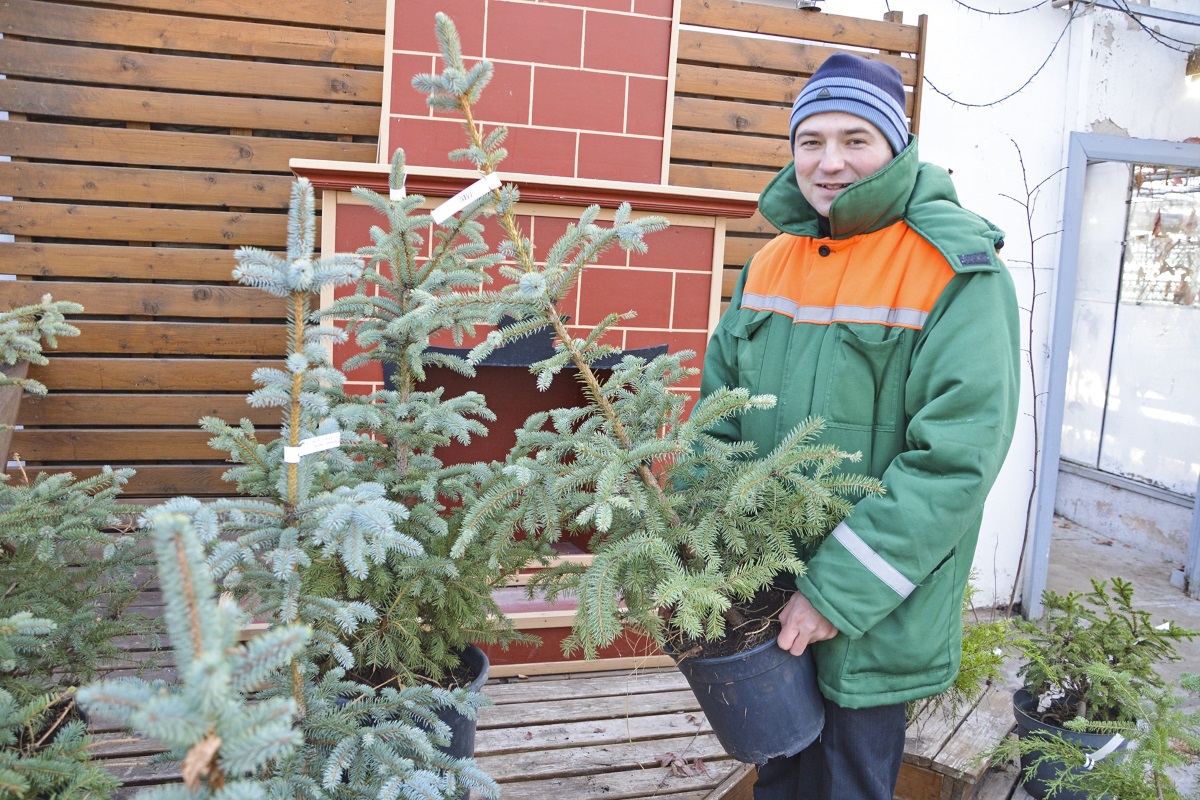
[777,592,839,655]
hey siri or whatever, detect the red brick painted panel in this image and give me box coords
[563,0,634,13]
[391,52,439,117]
[387,116,471,169]
[583,13,671,76]
[630,224,714,271]
[532,67,626,134]
[633,0,673,17]
[486,1,584,68]
[576,267,673,328]
[671,270,713,330]
[576,133,661,183]
[334,203,384,253]
[494,125,578,177]
[394,0,486,56]
[626,76,668,137]
[471,61,534,125]
[532,215,628,268]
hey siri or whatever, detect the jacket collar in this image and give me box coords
[759,136,920,240]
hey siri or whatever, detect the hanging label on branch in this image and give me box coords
[390,173,407,201]
[431,172,502,224]
[283,432,342,464]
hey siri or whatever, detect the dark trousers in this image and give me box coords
[753,696,907,800]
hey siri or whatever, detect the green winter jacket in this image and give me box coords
[699,137,1020,708]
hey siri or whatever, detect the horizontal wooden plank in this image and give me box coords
[0,0,385,65]
[676,29,919,84]
[674,63,810,105]
[0,39,383,103]
[671,130,791,170]
[0,280,286,319]
[21,464,236,496]
[0,162,293,209]
[475,764,737,800]
[475,710,713,755]
[479,731,729,782]
[479,689,701,728]
[0,121,378,171]
[0,81,380,138]
[723,234,770,268]
[62,0,385,32]
[680,0,920,54]
[27,358,279,391]
[726,212,777,237]
[672,96,790,138]
[484,670,689,705]
[0,243,247,282]
[56,321,289,356]
[18,392,277,426]
[0,201,290,247]
[668,163,779,196]
[10,428,220,461]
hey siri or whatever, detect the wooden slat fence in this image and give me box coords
[0,0,386,498]
[667,0,928,301]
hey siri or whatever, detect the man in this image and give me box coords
[698,53,1020,800]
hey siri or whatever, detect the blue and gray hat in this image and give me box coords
[788,53,910,155]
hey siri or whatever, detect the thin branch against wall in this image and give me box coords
[999,139,1066,615]
[923,4,1077,109]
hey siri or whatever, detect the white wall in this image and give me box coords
[836,0,1200,605]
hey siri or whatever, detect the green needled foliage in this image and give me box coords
[0,296,147,800]
[0,296,82,397]
[1013,577,1197,725]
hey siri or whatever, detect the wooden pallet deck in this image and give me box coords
[87,664,1027,800]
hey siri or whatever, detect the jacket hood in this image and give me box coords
[757,136,1007,270]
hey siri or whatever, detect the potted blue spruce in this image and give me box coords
[103,177,506,799]
[412,13,884,764]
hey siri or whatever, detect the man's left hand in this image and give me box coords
[777,591,839,655]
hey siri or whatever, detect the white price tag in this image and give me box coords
[389,174,406,201]
[431,172,501,224]
[283,432,341,463]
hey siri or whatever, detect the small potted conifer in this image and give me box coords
[994,577,1197,799]
[411,13,884,764]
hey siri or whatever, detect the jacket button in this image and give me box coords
[818,245,831,257]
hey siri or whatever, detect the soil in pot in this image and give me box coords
[1013,688,1129,800]
[667,587,824,765]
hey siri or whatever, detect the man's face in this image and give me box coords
[792,111,895,218]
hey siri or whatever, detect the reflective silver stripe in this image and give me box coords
[741,294,927,328]
[831,521,916,598]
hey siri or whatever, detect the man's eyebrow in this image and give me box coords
[794,126,876,138]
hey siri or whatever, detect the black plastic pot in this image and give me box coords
[437,643,490,759]
[1012,688,1128,800]
[336,645,489,799]
[671,636,824,765]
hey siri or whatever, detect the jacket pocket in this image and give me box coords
[725,309,775,387]
[818,323,905,432]
[837,550,957,683]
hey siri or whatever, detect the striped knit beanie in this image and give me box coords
[788,53,910,156]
